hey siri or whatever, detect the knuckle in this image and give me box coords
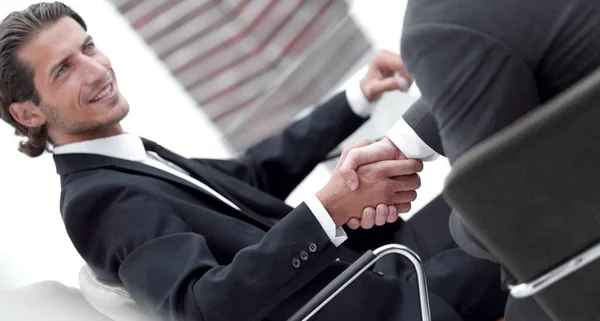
[407,190,418,202]
[396,179,407,191]
[408,160,421,173]
[386,190,396,204]
[414,174,422,189]
[406,174,420,189]
[361,139,374,146]
[356,165,367,176]
[398,203,411,213]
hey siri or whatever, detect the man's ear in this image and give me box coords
[8,101,46,128]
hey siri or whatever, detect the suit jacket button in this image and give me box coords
[299,250,309,261]
[308,242,317,253]
[292,257,301,269]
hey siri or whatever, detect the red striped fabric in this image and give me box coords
[109,0,371,150]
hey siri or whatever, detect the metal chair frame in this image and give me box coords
[287,244,431,321]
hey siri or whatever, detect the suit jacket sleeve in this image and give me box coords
[63,182,340,321]
[401,1,540,163]
[194,92,367,200]
[401,0,541,257]
[400,98,445,156]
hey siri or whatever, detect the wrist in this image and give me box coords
[316,188,346,227]
[380,136,406,159]
[359,78,375,102]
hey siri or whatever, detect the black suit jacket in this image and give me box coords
[401,0,600,162]
[56,92,461,321]
[400,1,600,319]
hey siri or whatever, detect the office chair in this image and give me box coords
[443,66,600,321]
[80,243,431,321]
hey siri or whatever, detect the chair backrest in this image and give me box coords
[443,66,600,321]
[78,265,154,321]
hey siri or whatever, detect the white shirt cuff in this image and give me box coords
[345,81,376,118]
[304,194,348,247]
[386,119,439,161]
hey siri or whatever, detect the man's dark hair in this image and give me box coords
[0,2,87,157]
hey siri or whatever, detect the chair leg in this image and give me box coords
[287,244,431,321]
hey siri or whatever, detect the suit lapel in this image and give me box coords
[55,142,275,230]
[144,139,276,229]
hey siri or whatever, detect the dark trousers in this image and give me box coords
[375,196,509,321]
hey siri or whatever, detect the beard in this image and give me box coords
[39,100,129,136]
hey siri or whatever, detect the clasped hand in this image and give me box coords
[316,49,421,230]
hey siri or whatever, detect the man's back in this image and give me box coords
[402,0,600,161]
[399,1,600,319]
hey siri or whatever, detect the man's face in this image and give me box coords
[17,16,129,136]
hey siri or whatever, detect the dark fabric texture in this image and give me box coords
[401,98,444,156]
[56,92,505,321]
[400,1,600,319]
[444,68,600,321]
[401,0,600,163]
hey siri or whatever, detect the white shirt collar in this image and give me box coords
[52,133,147,162]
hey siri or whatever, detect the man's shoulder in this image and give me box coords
[59,169,164,221]
[61,168,145,198]
[404,0,587,48]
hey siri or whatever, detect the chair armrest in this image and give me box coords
[287,244,431,321]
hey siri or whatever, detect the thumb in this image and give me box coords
[340,167,360,191]
[339,144,379,190]
[369,78,400,97]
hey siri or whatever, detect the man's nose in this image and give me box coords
[82,57,107,85]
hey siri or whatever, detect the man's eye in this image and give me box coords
[84,43,95,52]
[57,65,68,77]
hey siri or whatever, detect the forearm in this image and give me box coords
[117,204,339,321]
[197,92,367,200]
[243,92,367,196]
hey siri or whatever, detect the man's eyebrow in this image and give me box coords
[48,35,93,80]
[82,35,93,48]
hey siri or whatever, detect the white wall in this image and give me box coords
[0,0,231,290]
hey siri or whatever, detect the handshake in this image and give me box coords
[315,49,421,230]
[317,137,422,230]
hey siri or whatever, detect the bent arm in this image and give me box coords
[195,91,367,200]
[64,184,339,321]
[400,23,539,162]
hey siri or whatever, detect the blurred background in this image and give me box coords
[0,0,450,291]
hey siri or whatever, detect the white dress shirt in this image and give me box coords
[344,80,440,161]
[52,84,384,248]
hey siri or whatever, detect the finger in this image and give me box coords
[373,50,406,73]
[373,50,413,82]
[375,204,388,226]
[367,78,401,98]
[340,143,392,190]
[339,168,360,191]
[396,76,410,91]
[387,205,398,223]
[360,207,376,229]
[392,174,421,191]
[395,203,412,214]
[390,191,418,204]
[378,159,424,177]
[336,140,375,191]
[336,139,375,170]
[346,217,361,230]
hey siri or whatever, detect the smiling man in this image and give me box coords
[3,9,127,151]
[0,2,507,321]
